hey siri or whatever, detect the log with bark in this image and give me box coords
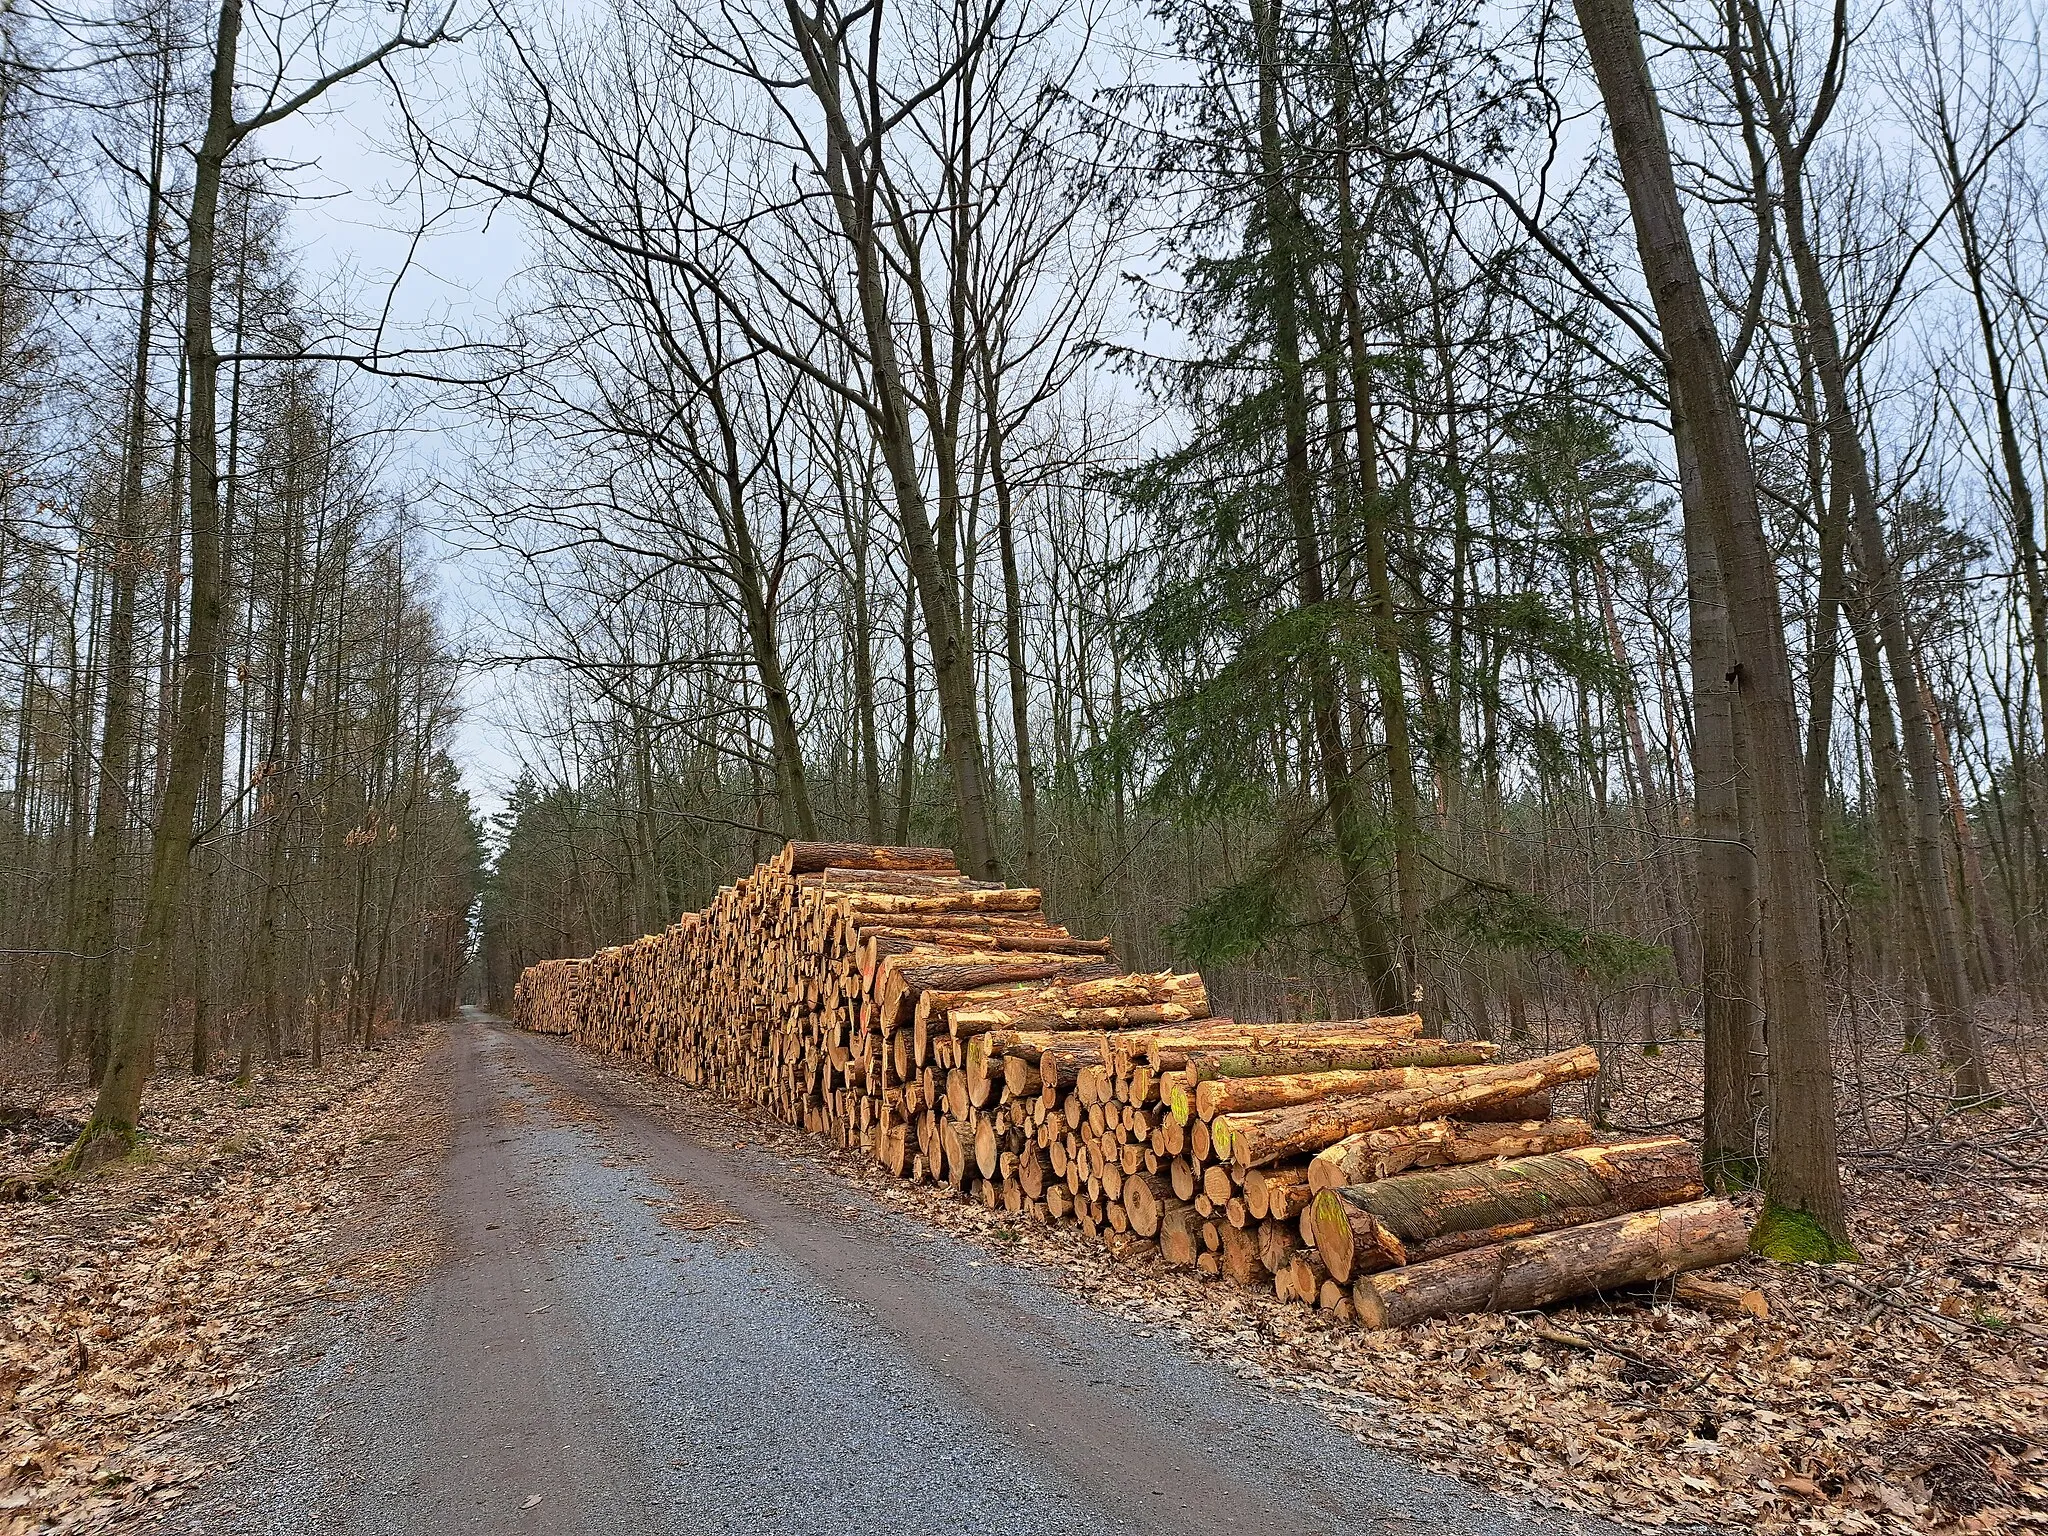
[1306,1118,1597,1192]
[1211,1046,1601,1167]
[1351,1199,1749,1328]
[1310,1137,1703,1283]
[1174,1044,1500,1122]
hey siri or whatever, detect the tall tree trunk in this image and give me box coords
[1255,0,1402,1012]
[1938,99,2048,779]
[987,410,1041,888]
[1329,31,1424,1011]
[847,515,886,842]
[786,2,999,876]
[1678,408,1763,1188]
[1755,68,1987,1096]
[1583,508,1695,994]
[893,577,918,846]
[73,59,171,1084]
[1575,0,1852,1254]
[73,0,241,1157]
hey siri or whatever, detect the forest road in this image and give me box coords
[165,1012,1622,1536]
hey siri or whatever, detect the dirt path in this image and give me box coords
[163,1012,1622,1536]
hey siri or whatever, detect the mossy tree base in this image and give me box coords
[1750,1202,1860,1264]
[51,1118,139,1176]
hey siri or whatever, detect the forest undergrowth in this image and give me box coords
[0,1031,447,1535]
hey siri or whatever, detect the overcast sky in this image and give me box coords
[261,52,532,821]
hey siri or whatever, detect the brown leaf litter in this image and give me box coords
[0,1036,448,1535]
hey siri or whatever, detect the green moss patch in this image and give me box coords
[1750,1202,1860,1264]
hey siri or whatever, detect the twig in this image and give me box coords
[1517,1315,1681,1383]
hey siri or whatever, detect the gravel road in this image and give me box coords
[168,1012,1622,1536]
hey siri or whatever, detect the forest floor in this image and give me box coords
[0,1031,447,1534]
[0,1001,2042,1535]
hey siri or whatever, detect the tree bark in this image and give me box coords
[1351,1197,1749,1328]
[1252,0,1403,1012]
[1677,410,1763,1188]
[1213,1045,1600,1167]
[1573,0,1852,1253]
[74,0,241,1154]
[1312,1136,1702,1282]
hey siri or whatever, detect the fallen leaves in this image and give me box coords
[0,1038,446,1535]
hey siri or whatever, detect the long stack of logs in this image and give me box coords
[511,954,587,1035]
[511,842,1748,1327]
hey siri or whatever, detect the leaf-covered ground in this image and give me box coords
[0,1037,445,1535]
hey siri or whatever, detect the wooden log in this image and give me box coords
[1214,1046,1601,1168]
[863,931,1117,967]
[1177,1045,1500,1123]
[1310,1137,1701,1284]
[1201,1163,1235,1205]
[1245,1166,1309,1221]
[973,1116,1002,1180]
[1160,1202,1200,1266]
[952,998,1205,1039]
[1286,1249,1330,1306]
[1351,1198,1749,1329]
[941,1119,974,1189]
[1177,1039,1494,1089]
[1122,1171,1176,1238]
[1256,1219,1297,1275]
[778,842,957,874]
[1461,1092,1553,1123]
[947,972,1207,1037]
[1133,1015,1423,1070]
[1219,1222,1264,1288]
[1307,1118,1596,1192]
[836,889,1048,919]
[876,952,1122,1027]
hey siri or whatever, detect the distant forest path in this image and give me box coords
[161,1012,1618,1536]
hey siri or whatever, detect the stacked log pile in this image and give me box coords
[511,842,1747,1327]
[509,955,587,1035]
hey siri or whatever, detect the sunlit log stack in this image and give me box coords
[511,841,1745,1327]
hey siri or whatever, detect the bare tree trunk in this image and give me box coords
[893,577,918,846]
[72,0,242,1157]
[73,52,172,1085]
[1750,52,1987,1096]
[1251,0,1403,1012]
[1574,0,1852,1253]
[785,1,999,877]
[1678,408,1763,1189]
[988,418,1040,887]
[846,513,886,842]
[1329,32,1424,1011]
